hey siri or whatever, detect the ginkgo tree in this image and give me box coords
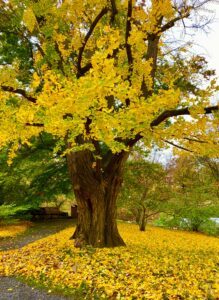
[0,0,218,247]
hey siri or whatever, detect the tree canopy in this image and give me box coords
[162,155,219,233]
[118,159,170,230]
[0,0,218,160]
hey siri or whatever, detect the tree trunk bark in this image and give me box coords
[139,207,147,231]
[66,149,128,247]
[132,208,141,224]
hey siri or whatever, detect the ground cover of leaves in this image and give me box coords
[0,222,30,238]
[0,224,218,299]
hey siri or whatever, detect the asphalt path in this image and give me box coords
[0,219,75,300]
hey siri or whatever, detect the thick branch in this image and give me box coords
[77,7,108,76]
[150,105,218,127]
[110,0,118,23]
[80,63,93,75]
[125,0,133,106]
[1,86,37,103]
[160,12,190,33]
[126,105,219,147]
[54,42,65,75]
[141,17,162,98]
[79,47,120,76]
[125,0,133,68]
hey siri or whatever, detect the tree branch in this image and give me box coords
[77,7,108,77]
[150,105,218,127]
[183,137,207,144]
[126,105,218,147]
[125,0,133,106]
[161,138,194,153]
[80,63,93,75]
[160,12,190,33]
[110,0,118,23]
[1,86,37,103]
[34,43,45,57]
[141,17,163,98]
[26,122,44,127]
[125,0,133,66]
[125,0,133,74]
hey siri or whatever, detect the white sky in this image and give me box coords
[156,3,219,165]
[194,2,219,81]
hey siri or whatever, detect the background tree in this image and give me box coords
[0,134,73,208]
[0,0,218,247]
[198,156,219,197]
[162,155,219,233]
[118,159,170,231]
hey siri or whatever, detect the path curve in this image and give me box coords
[0,219,75,300]
[0,277,70,300]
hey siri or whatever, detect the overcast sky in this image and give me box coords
[194,3,219,80]
[155,3,219,165]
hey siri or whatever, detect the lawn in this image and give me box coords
[0,223,218,299]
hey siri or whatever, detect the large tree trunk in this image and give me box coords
[66,149,128,247]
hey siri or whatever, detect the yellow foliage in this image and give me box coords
[23,7,38,33]
[0,0,218,156]
[0,224,218,299]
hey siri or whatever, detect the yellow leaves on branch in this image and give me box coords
[0,224,218,299]
[0,0,218,157]
[23,7,38,33]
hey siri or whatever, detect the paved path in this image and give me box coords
[0,219,74,251]
[0,219,75,300]
[0,277,69,300]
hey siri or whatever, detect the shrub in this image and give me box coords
[154,214,219,236]
[199,219,219,236]
[0,204,31,220]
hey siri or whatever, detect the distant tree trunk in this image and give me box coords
[130,208,141,224]
[139,188,149,231]
[191,221,201,232]
[135,208,141,224]
[139,207,147,231]
[191,225,199,232]
[66,149,128,247]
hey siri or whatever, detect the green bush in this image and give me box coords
[153,214,180,228]
[154,214,219,236]
[199,220,219,236]
[0,204,31,220]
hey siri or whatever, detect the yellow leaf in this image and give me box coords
[23,7,37,33]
